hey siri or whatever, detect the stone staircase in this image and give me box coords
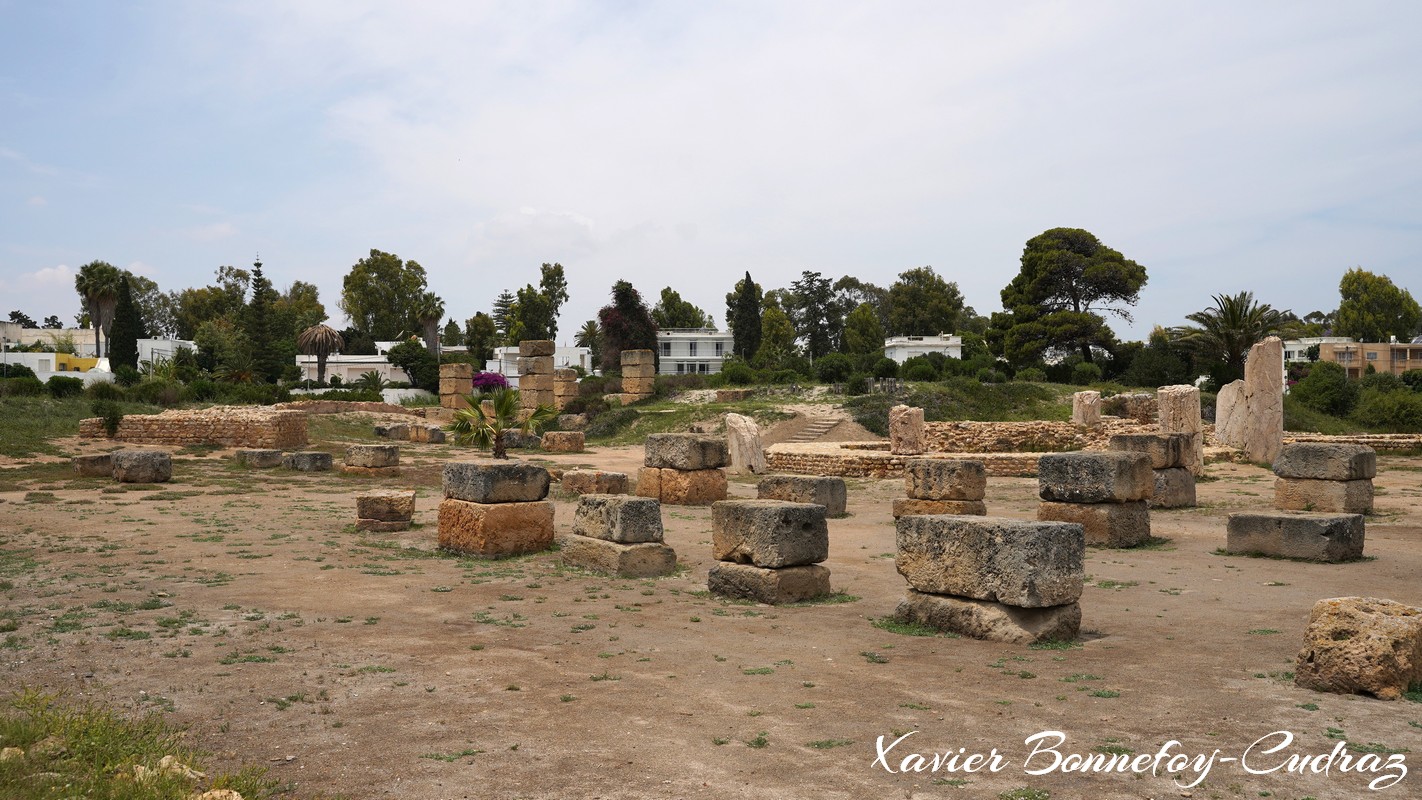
[788,416,841,443]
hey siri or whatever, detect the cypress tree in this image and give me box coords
[108,275,145,371]
[731,271,762,360]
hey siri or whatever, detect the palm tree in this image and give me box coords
[296,323,344,384]
[1175,291,1288,381]
[447,387,557,459]
[415,292,446,358]
[574,319,602,367]
[74,261,122,358]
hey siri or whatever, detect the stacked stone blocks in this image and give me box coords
[618,349,656,404]
[343,444,400,476]
[1036,452,1152,547]
[757,475,847,517]
[553,368,579,411]
[1273,443,1375,515]
[893,459,986,518]
[561,495,677,577]
[636,434,728,505]
[1109,433,1196,509]
[438,461,555,558]
[517,340,556,413]
[708,500,831,604]
[355,490,416,532]
[439,362,474,410]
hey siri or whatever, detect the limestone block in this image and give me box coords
[520,374,555,393]
[620,349,655,368]
[644,433,729,470]
[345,444,399,468]
[1294,597,1422,700]
[282,451,333,472]
[356,490,416,522]
[1217,337,1284,463]
[355,519,411,532]
[72,453,113,477]
[561,469,628,495]
[661,469,728,505]
[1226,512,1365,562]
[888,405,925,455]
[1108,433,1189,470]
[408,425,446,444]
[441,393,471,410]
[1037,452,1153,503]
[439,378,473,396]
[1273,443,1377,481]
[443,460,550,503]
[1215,380,1244,446]
[621,363,656,379]
[437,498,554,557]
[520,388,554,408]
[541,431,585,453]
[517,339,555,357]
[616,393,647,406]
[233,449,282,469]
[712,499,829,568]
[726,413,767,475]
[895,515,1084,607]
[757,475,847,517]
[894,590,1081,645]
[621,376,656,395]
[904,458,986,501]
[707,562,831,605]
[1072,391,1101,427]
[1157,384,1204,476]
[891,498,987,518]
[500,430,541,450]
[518,356,554,376]
[440,362,474,380]
[559,535,677,578]
[1151,467,1197,509]
[385,424,411,441]
[573,494,663,543]
[1037,500,1151,548]
[112,450,173,483]
[1274,478,1373,515]
[553,367,579,381]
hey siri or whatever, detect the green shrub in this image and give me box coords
[304,388,382,402]
[585,407,640,438]
[0,363,37,380]
[720,361,755,386]
[872,358,899,379]
[845,377,1063,434]
[113,364,142,387]
[1290,361,1359,417]
[903,362,937,382]
[46,375,85,398]
[844,372,870,395]
[1015,367,1047,383]
[1401,369,1422,392]
[976,368,1006,384]
[1359,371,1404,394]
[85,380,125,401]
[210,383,291,405]
[1072,362,1103,385]
[91,399,123,437]
[767,369,804,385]
[0,376,45,397]
[182,379,218,402]
[128,379,183,407]
[814,353,855,383]
[1352,388,1422,432]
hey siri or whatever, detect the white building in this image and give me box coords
[295,353,404,384]
[1281,337,1352,365]
[656,328,735,375]
[883,334,962,364]
[0,321,103,357]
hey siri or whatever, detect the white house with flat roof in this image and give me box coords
[883,334,962,364]
[656,328,734,374]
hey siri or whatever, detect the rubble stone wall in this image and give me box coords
[79,408,308,448]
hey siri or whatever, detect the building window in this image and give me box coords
[698,363,708,374]
[1366,352,1377,360]
[661,342,671,356]
[675,362,685,374]
[715,341,724,356]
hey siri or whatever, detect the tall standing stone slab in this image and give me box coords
[725,413,767,475]
[1218,337,1284,463]
[888,405,925,455]
[1071,391,1102,427]
[1158,384,1204,476]
[895,516,1085,608]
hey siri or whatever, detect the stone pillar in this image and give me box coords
[888,405,925,455]
[892,459,987,518]
[518,340,556,414]
[725,413,766,475]
[561,495,677,578]
[1273,443,1376,514]
[1036,452,1153,547]
[1108,433,1196,509]
[619,349,657,404]
[1242,336,1284,464]
[1157,384,1203,476]
[552,367,579,411]
[439,363,473,410]
[1072,391,1102,427]
[636,433,729,505]
[708,500,831,604]
[438,461,554,557]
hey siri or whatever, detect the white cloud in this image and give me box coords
[26,196,46,206]
[25,264,74,287]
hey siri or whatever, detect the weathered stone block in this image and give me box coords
[1294,597,1422,701]
[573,494,663,543]
[707,562,831,604]
[1273,443,1377,481]
[1226,512,1365,562]
[355,519,411,532]
[621,376,656,395]
[518,339,555,357]
[111,450,173,483]
[1274,477,1373,515]
[1072,391,1101,427]
[1037,500,1151,548]
[620,349,655,368]
[644,434,729,470]
[520,373,554,392]
[561,469,628,495]
[894,590,1081,645]
[904,458,986,501]
[1038,451,1153,503]
[356,490,416,522]
[440,393,471,410]
[233,449,283,469]
[440,362,474,380]
[541,431,584,453]
[1108,433,1189,470]
[282,451,333,472]
[385,424,410,441]
[892,498,987,518]
[1151,467,1197,509]
[518,356,554,376]
[621,362,656,379]
[557,413,589,431]
[437,498,554,557]
[712,499,829,568]
[520,388,554,408]
[615,393,646,406]
[345,444,399,468]
[889,405,925,455]
[637,466,729,503]
[559,535,677,578]
[72,453,113,477]
[443,460,550,503]
[1158,384,1204,476]
[895,515,1084,607]
[408,425,446,444]
[757,475,847,517]
[439,378,473,396]
[725,413,767,475]
[553,367,578,381]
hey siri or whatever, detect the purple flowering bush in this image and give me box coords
[472,371,510,393]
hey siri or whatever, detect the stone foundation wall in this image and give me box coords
[922,418,1147,454]
[765,443,1042,478]
[1282,433,1422,451]
[79,408,308,448]
[273,400,421,416]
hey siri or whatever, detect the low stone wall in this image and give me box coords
[765,443,1042,478]
[272,400,421,416]
[922,418,1147,454]
[79,408,307,448]
[1282,433,1422,452]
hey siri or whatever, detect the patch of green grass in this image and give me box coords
[786,592,860,606]
[1093,579,1138,590]
[998,788,1051,800]
[861,651,889,664]
[870,617,957,638]
[1028,639,1082,651]
[1247,629,1281,636]
[744,731,769,748]
[806,739,853,749]
[742,667,774,675]
[1088,689,1120,698]
[419,748,482,762]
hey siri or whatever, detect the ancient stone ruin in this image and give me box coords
[636,433,729,505]
[233,449,283,468]
[892,459,987,519]
[343,444,400,476]
[757,475,847,517]
[1037,451,1153,547]
[1225,512,1364,562]
[552,368,579,411]
[71,453,112,477]
[1071,390,1101,427]
[560,495,677,578]
[725,412,767,475]
[355,490,416,532]
[439,362,473,410]
[541,431,584,453]
[111,450,173,483]
[892,515,1084,644]
[282,451,333,472]
[1215,336,1284,463]
[1108,433,1196,509]
[1294,596,1422,700]
[561,470,629,496]
[618,349,656,405]
[79,407,307,449]
[1273,442,1375,514]
[707,500,831,604]
[518,339,557,414]
[438,461,554,557]
[1157,384,1204,476]
[888,404,925,455]
[377,423,446,443]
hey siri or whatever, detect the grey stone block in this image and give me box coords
[644,433,729,470]
[707,562,831,604]
[712,499,829,568]
[756,475,848,517]
[111,450,172,483]
[904,459,986,501]
[282,451,333,472]
[1038,451,1153,503]
[573,494,664,543]
[234,449,283,468]
[893,590,1081,644]
[1274,477,1373,515]
[72,453,113,477]
[1037,500,1151,548]
[443,460,550,503]
[1151,467,1197,509]
[1226,512,1365,562]
[1273,443,1376,481]
[558,535,677,578]
[517,339,555,357]
[1108,433,1190,469]
[345,444,400,468]
[895,515,1084,607]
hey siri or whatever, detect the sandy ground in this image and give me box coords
[1,429,1420,800]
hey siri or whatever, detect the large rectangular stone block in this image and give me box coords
[893,590,1081,645]
[620,349,655,368]
[644,433,729,470]
[356,490,416,522]
[233,449,282,468]
[892,498,986,518]
[443,460,550,503]
[1226,512,1365,562]
[712,499,828,568]
[440,393,471,410]
[440,362,474,379]
[520,373,555,392]
[1273,477,1373,514]
[437,499,554,557]
[573,494,664,543]
[558,535,677,578]
[1108,433,1190,470]
[517,339,555,357]
[282,451,332,472]
[895,515,1084,607]
[1294,597,1422,701]
[904,459,986,501]
[521,388,554,408]
[1151,467,1197,509]
[112,450,173,483]
[541,431,584,452]
[1038,451,1153,503]
[707,562,831,604]
[345,444,400,468]
[1273,443,1377,481]
[621,376,656,395]
[1037,500,1151,548]
[621,363,656,379]
[408,425,446,444]
[439,377,473,396]
[561,470,628,495]
[518,356,554,376]
[553,367,579,381]
[635,467,728,505]
[756,475,847,517]
[72,453,114,477]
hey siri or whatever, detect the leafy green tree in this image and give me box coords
[171,266,250,340]
[339,249,429,341]
[124,274,176,339]
[108,275,144,372]
[507,285,555,342]
[440,319,464,347]
[574,319,602,367]
[193,317,251,375]
[1175,291,1287,383]
[74,260,122,358]
[538,263,569,340]
[844,302,886,355]
[597,281,658,372]
[1334,268,1420,343]
[464,313,497,366]
[725,272,762,360]
[1291,361,1359,417]
[753,298,798,369]
[652,287,714,329]
[834,276,889,330]
[387,338,439,391]
[447,387,557,460]
[988,229,1146,365]
[1120,327,1189,388]
[887,266,964,337]
[414,291,446,356]
[273,281,326,336]
[42,315,63,329]
[8,311,36,328]
[491,289,516,344]
[786,271,838,359]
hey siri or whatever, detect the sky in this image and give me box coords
[2,1,1420,344]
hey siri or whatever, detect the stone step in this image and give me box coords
[788,418,840,443]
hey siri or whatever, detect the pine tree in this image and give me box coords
[727,272,762,360]
[108,275,145,371]
[491,289,516,344]
[245,260,283,383]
